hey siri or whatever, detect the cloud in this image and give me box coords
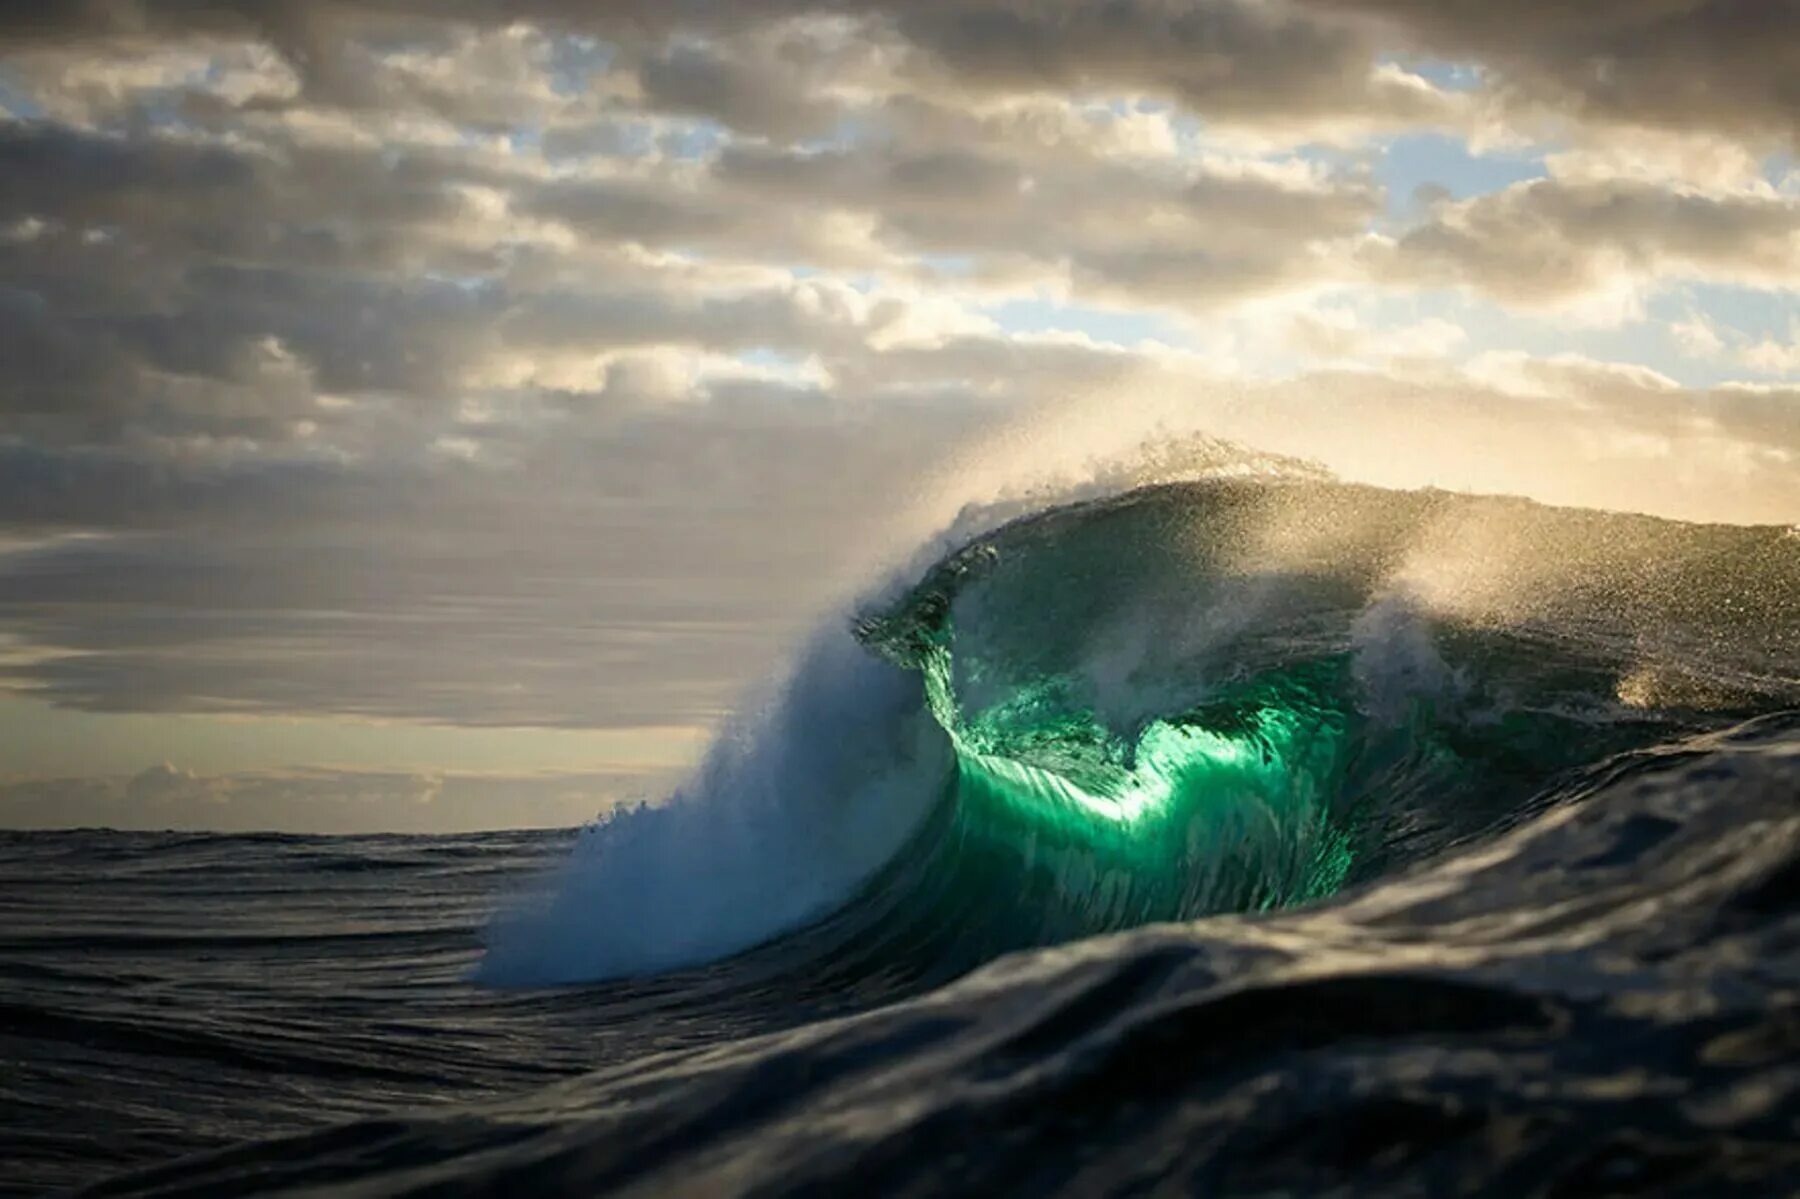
[0,0,1796,768]
[6,1,1794,151]
[0,1,1465,136]
[1283,306,1467,364]
[1669,311,1729,359]
[634,33,848,142]
[1370,177,1800,319]
[865,0,1468,139]
[1312,0,1800,149]
[1665,310,1800,379]
[1740,321,1800,377]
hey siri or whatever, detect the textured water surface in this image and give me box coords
[4,479,1797,1196]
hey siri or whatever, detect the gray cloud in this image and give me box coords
[1375,178,1800,307]
[877,0,1457,134]
[690,126,1381,310]
[636,37,844,142]
[5,1,1794,147]
[1314,0,1800,147]
[0,0,1795,761]
[0,1,1434,130]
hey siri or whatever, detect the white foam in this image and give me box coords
[478,627,949,986]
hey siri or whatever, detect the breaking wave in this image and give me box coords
[480,474,1800,991]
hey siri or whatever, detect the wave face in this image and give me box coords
[482,478,1800,992]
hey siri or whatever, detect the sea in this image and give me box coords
[4,477,1798,1196]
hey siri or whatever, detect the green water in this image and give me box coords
[917,624,1361,925]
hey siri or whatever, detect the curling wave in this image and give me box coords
[480,476,1800,991]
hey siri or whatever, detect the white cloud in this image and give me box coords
[1740,319,1800,377]
[1669,311,1728,359]
[1285,306,1467,364]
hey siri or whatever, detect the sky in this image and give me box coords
[0,0,1797,832]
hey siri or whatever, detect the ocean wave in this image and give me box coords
[481,477,1800,989]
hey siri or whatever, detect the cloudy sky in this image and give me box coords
[1,0,1797,831]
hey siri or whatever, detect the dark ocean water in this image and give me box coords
[4,479,1799,1196]
[1,825,984,1196]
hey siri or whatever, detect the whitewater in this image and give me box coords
[3,442,1798,1196]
